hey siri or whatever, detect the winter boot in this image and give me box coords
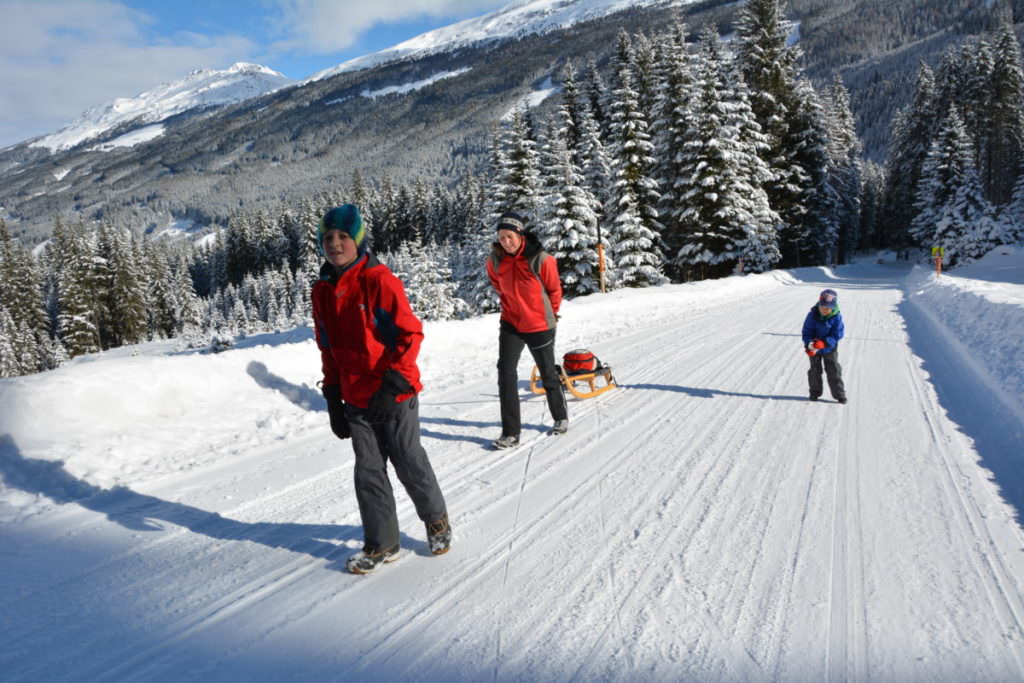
[426,515,452,555]
[492,434,520,449]
[346,545,400,575]
[550,419,568,435]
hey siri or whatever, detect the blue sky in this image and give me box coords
[0,0,507,148]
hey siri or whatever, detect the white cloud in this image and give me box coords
[0,0,509,148]
[271,0,506,54]
[0,0,255,148]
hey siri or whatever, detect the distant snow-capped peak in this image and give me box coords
[32,62,294,152]
[308,0,686,82]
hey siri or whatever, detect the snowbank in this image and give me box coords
[905,245,1024,419]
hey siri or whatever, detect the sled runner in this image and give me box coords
[530,348,617,400]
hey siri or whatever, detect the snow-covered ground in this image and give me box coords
[2,248,1024,681]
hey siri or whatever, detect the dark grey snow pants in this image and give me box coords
[808,347,846,401]
[346,395,446,552]
[497,320,568,437]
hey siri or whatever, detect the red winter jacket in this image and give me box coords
[312,253,423,408]
[487,233,562,333]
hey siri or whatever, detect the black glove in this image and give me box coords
[366,369,414,422]
[321,383,350,440]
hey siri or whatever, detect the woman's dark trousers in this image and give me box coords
[497,320,567,437]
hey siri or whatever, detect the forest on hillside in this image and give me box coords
[2,0,1023,378]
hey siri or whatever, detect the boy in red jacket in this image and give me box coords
[486,212,568,449]
[312,204,450,574]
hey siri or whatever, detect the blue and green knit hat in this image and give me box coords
[318,204,366,256]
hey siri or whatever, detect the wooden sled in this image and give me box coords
[529,363,617,400]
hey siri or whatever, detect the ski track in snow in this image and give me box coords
[2,262,1024,681]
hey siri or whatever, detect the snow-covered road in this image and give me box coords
[2,260,1023,681]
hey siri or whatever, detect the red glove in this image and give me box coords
[806,349,816,357]
[813,340,825,350]
[806,341,818,357]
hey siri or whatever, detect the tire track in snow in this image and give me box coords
[189,282,815,680]
[826,300,870,683]
[339,331,784,679]
[564,297,812,680]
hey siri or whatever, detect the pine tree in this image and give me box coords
[911,108,1006,266]
[789,78,841,265]
[54,224,102,358]
[673,32,780,280]
[501,109,544,220]
[606,31,665,287]
[295,197,322,291]
[859,161,886,251]
[12,317,40,376]
[577,106,616,287]
[172,251,203,336]
[735,0,809,265]
[0,305,19,378]
[882,62,939,250]
[559,61,585,168]
[539,112,602,296]
[984,21,1024,205]
[387,242,466,321]
[824,75,863,264]
[935,42,981,141]
[582,60,609,136]
[146,241,177,339]
[225,212,255,286]
[462,113,543,312]
[652,22,698,276]
[0,220,54,373]
[97,221,147,348]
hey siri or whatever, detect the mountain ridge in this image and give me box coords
[0,0,1012,245]
[29,63,294,153]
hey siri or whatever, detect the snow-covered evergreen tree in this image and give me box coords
[735,0,809,266]
[984,21,1024,205]
[0,305,19,378]
[911,108,1007,266]
[882,62,939,249]
[172,251,204,337]
[652,22,697,277]
[788,78,841,265]
[0,220,54,373]
[577,105,616,287]
[582,60,609,137]
[824,75,863,264]
[97,222,147,348]
[539,112,602,296]
[673,32,780,280]
[52,222,102,358]
[385,241,467,321]
[606,31,665,287]
[461,112,544,312]
[145,241,177,339]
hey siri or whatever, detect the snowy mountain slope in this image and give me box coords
[308,0,690,81]
[30,63,294,152]
[1,256,1024,681]
[27,0,690,152]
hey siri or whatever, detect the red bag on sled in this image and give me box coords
[562,349,598,374]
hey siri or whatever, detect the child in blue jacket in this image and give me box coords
[802,288,847,404]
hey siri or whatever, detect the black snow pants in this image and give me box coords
[497,320,568,437]
[346,395,447,552]
[808,347,846,401]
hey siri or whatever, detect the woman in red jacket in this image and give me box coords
[312,204,450,574]
[486,212,568,449]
